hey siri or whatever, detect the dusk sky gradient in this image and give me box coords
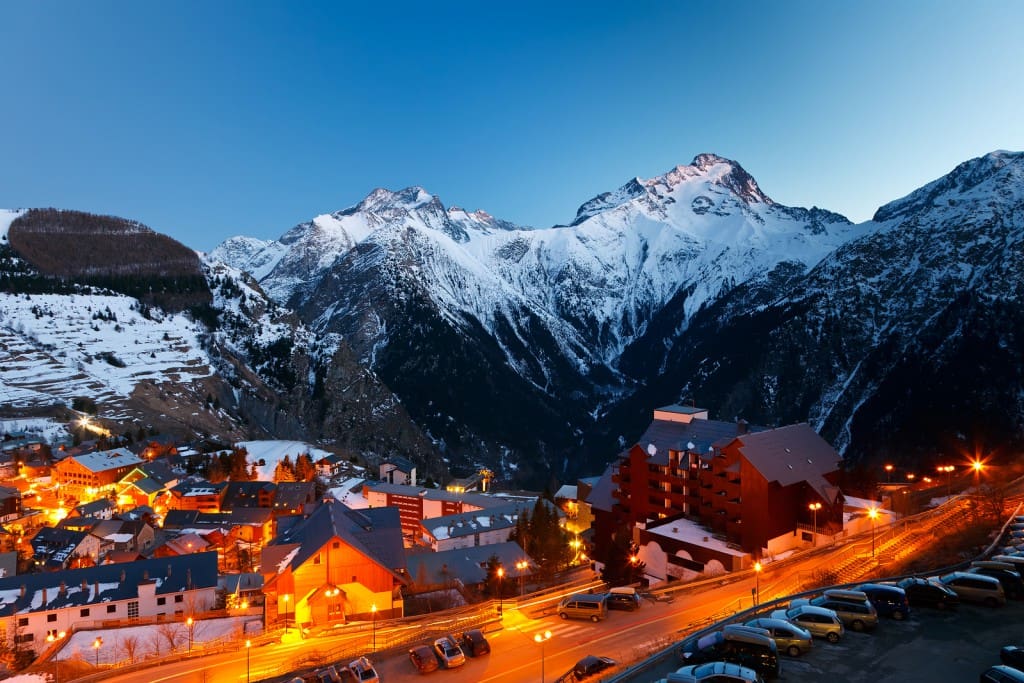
[1,1,1022,251]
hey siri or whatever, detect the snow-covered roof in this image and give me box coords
[71,448,143,474]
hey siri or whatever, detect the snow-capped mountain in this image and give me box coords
[212,154,881,478]
[5,150,1022,485]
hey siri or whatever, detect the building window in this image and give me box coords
[314,553,321,565]
[80,608,90,618]
[47,613,57,622]
[17,617,28,627]
[175,595,184,603]
[157,597,166,606]
[332,541,340,549]
[15,633,33,644]
[128,601,139,619]
[107,605,116,614]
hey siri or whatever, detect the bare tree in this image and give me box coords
[119,635,141,664]
[155,622,184,654]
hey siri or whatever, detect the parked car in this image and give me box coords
[744,617,814,657]
[458,629,490,657]
[802,592,878,632]
[558,593,608,622]
[409,645,439,673]
[896,577,960,609]
[661,661,765,683]
[606,586,642,610]
[554,655,617,682]
[346,657,380,683]
[939,571,1006,607]
[969,563,1024,600]
[678,624,781,679]
[309,666,342,683]
[980,665,1024,682]
[1001,645,1024,669]
[770,604,844,643]
[432,635,467,668]
[856,583,912,620]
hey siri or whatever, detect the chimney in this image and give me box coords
[737,418,749,435]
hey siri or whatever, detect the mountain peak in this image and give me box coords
[681,153,771,205]
[356,186,438,214]
[873,150,1024,222]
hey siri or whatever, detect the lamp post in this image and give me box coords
[371,604,377,653]
[282,594,290,633]
[92,636,102,668]
[245,639,251,683]
[186,616,193,655]
[884,464,893,482]
[534,630,552,683]
[868,506,879,557]
[753,561,762,606]
[972,459,984,486]
[938,465,954,497]
[496,567,504,616]
[808,502,822,547]
[516,560,528,597]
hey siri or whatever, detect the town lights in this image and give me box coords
[245,639,251,683]
[884,464,893,482]
[516,560,529,596]
[371,604,377,652]
[186,616,194,654]
[753,561,762,606]
[92,636,102,667]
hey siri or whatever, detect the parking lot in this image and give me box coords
[639,598,1024,681]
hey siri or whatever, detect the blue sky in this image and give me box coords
[1,1,1021,251]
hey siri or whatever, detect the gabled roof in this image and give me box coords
[382,455,416,472]
[626,414,764,466]
[0,552,218,616]
[273,481,315,510]
[30,528,91,568]
[75,499,113,516]
[221,481,277,509]
[585,463,617,513]
[271,501,407,582]
[69,448,143,474]
[405,541,533,588]
[729,423,843,504]
[422,499,558,541]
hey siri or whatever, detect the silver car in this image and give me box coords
[745,617,814,657]
[770,604,844,643]
[433,635,467,668]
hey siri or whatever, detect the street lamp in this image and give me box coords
[534,630,552,683]
[516,560,528,597]
[371,604,377,653]
[868,506,879,557]
[808,502,822,546]
[753,561,762,606]
[245,639,251,683]
[92,636,102,668]
[972,459,984,486]
[938,465,955,497]
[884,464,893,482]
[282,594,290,633]
[496,567,504,616]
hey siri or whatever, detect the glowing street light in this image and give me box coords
[534,630,552,683]
[753,561,762,606]
[186,616,194,655]
[884,464,893,482]
[808,502,822,546]
[245,639,251,683]
[282,594,290,633]
[371,604,378,652]
[92,636,103,668]
[938,465,955,497]
[972,459,985,486]
[496,566,505,616]
[868,506,879,557]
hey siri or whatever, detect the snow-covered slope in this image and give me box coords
[0,292,211,417]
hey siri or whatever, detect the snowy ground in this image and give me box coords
[236,440,335,481]
[0,417,70,443]
[53,616,258,664]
